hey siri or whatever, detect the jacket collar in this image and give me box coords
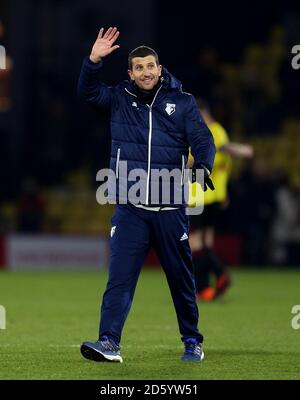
[160,66,182,91]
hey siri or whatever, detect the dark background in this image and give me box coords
[0,0,300,266]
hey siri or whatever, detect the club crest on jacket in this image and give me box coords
[165,103,176,115]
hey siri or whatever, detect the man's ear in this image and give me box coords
[128,69,134,80]
[158,65,162,76]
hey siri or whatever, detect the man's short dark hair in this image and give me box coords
[128,46,159,70]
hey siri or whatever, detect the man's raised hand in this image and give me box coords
[89,27,120,64]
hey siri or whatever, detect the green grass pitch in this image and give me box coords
[0,268,299,380]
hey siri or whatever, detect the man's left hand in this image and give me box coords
[192,165,215,192]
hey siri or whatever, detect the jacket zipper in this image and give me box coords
[124,85,163,205]
[145,85,163,205]
[116,148,120,179]
[181,155,185,186]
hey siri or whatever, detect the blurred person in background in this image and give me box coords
[0,19,12,112]
[270,169,300,265]
[188,98,254,301]
[78,27,215,363]
[237,160,277,266]
[0,19,13,202]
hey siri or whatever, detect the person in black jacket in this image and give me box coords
[78,27,216,363]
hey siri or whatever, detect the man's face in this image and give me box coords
[128,55,162,91]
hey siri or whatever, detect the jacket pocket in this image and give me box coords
[116,148,121,179]
[181,154,185,186]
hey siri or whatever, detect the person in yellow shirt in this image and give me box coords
[188,99,253,301]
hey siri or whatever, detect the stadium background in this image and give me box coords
[0,0,300,381]
[0,0,299,269]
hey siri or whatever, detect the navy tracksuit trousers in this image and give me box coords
[99,204,203,345]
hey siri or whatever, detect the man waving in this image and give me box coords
[78,27,216,363]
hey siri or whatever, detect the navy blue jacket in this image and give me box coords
[78,56,216,207]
